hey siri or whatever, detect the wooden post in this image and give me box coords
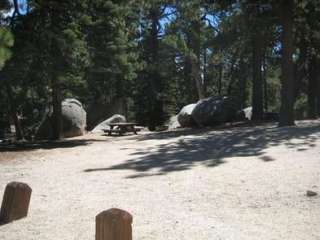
[96,208,133,240]
[0,182,32,224]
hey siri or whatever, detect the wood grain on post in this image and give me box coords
[0,182,32,224]
[96,208,133,240]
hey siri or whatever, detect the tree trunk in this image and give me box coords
[295,41,308,100]
[316,59,320,116]
[189,6,204,101]
[147,6,163,130]
[184,56,197,103]
[227,57,237,95]
[278,0,295,126]
[51,76,62,140]
[239,58,247,109]
[1,73,24,140]
[263,51,268,112]
[251,32,264,121]
[307,57,318,119]
[191,59,204,100]
[218,64,223,96]
[203,48,207,96]
[2,5,24,140]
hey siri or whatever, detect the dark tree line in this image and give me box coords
[1,0,320,139]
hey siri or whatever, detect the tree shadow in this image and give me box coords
[84,122,320,178]
[0,139,106,152]
[134,121,258,142]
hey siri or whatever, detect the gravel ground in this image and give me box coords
[0,120,319,240]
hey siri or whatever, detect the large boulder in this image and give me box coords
[177,104,197,127]
[61,99,87,137]
[191,96,238,127]
[35,98,86,139]
[91,114,126,133]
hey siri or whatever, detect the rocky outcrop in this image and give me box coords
[61,99,87,138]
[35,98,86,139]
[177,104,197,127]
[191,96,237,127]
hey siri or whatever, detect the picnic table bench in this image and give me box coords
[104,123,139,136]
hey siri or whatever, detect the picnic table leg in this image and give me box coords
[132,126,137,135]
[119,126,124,136]
[108,126,114,136]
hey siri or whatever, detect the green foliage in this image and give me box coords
[0,27,13,69]
[86,0,141,104]
[1,0,319,136]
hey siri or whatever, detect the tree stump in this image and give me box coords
[96,208,133,240]
[0,182,32,224]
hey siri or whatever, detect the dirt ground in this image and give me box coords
[0,120,319,240]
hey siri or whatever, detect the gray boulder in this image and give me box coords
[91,114,126,133]
[61,99,87,137]
[177,104,197,127]
[35,98,86,139]
[191,96,238,127]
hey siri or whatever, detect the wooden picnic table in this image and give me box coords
[105,122,138,136]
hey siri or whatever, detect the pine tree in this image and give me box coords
[10,0,88,139]
[86,0,140,125]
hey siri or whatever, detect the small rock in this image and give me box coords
[306,190,318,197]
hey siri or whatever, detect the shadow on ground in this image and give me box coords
[84,122,320,177]
[0,220,8,227]
[0,139,106,152]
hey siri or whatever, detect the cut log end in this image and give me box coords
[0,182,32,224]
[96,208,133,240]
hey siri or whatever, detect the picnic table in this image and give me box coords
[104,122,138,136]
